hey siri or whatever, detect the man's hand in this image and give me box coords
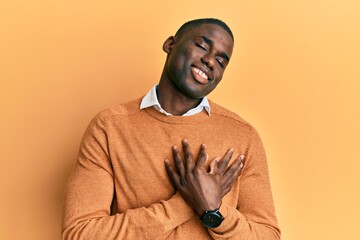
[164,139,244,216]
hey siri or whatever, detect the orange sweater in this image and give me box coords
[62,98,280,240]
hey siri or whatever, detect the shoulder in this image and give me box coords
[209,99,257,131]
[209,99,249,124]
[92,97,143,123]
[209,100,264,144]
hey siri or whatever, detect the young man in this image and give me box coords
[62,18,281,239]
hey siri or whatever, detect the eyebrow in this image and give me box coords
[200,36,230,62]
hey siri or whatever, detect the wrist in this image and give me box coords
[196,200,222,217]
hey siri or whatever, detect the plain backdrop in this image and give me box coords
[1,0,359,239]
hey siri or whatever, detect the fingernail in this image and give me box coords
[172,145,177,150]
[240,155,245,160]
[240,162,244,168]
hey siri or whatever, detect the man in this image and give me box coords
[62,18,281,239]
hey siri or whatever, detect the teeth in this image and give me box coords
[194,67,208,80]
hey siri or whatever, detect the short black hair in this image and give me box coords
[175,18,234,42]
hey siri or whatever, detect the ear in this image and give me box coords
[163,36,175,54]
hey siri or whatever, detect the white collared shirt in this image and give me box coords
[140,85,211,116]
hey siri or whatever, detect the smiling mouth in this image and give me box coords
[192,67,210,85]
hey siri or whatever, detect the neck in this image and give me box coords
[157,74,201,116]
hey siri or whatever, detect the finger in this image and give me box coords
[218,148,234,174]
[209,156,221,175]
[195,144,208,171]
[223,164,242,187]
[165,159,181,189]
[172,145,185,178]
[182,139,195,172]
[221,156,244,197]
[222,155,244,184]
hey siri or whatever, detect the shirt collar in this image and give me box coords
[140,85,211,116]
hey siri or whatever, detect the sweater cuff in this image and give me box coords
[212,202,246,232]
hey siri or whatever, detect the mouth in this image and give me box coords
[191,66,212,84]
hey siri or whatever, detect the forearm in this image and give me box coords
[207,203,280,240]
[206,128,281,240]
[62,187,195,240]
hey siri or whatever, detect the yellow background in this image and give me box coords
[1,0,359,239]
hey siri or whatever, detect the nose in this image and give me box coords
[201,54,215,70]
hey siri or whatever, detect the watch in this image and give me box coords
[200,209,224,228]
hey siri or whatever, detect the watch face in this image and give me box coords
[201,211,224,228]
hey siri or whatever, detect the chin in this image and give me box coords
[177,78,213,99]
[183,87,210,99]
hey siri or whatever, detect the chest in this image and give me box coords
[107,119,248,210]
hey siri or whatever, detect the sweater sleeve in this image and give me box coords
[207,128,281,240]
[62,113,195,240]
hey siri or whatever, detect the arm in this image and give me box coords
[208,129,281,239]
[165,135,281,240]
[62,114,195,240]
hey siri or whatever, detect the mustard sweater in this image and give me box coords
[62,98,280,240]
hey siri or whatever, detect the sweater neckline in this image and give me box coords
[144,106,210,124]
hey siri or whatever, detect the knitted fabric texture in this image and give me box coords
[62,98,280,240]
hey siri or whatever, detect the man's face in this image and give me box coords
[164,24,234,99]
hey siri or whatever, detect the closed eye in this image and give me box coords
[216,58,225,68]
[195,42,207,51]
